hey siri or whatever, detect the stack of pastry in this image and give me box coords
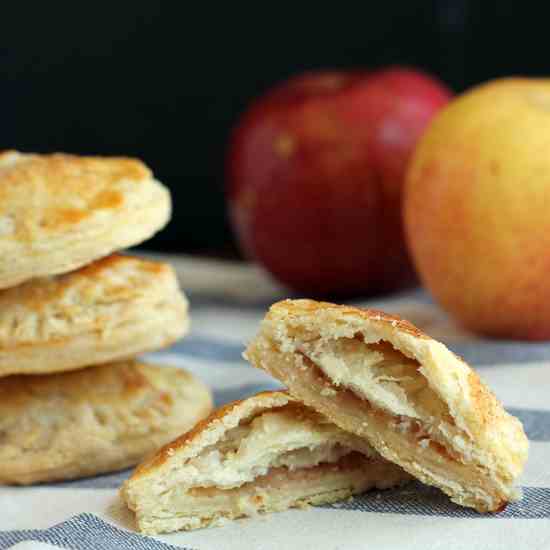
[0,151,213,485]
[122,300,529,534]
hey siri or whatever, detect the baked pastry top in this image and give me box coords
[0,150,171,288]
[245,299,529,513]
[0,254,189,377]
[0,360,213,484]
[122,390,410,534]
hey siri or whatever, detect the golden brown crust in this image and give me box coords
[0,360,156,403]
[246,298,529,512]
[272,299,430,340]
[0,151,151,235]
[132,454,408,534]
[0,151,171,288]
[0,254,169,315]
[132,391,293,478]
[0,360,213,484]
[263,300,509,441]
[122,389,410,534]
[0,254,189,376]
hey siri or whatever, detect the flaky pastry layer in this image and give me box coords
[0,360,213,484]
[122,391,409,533]
[0,254,189,376]
[245,299,528,513]
[0,151,171,288]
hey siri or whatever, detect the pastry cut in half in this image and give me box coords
[0,254,189,377]
[0,150,171,289]
[121,390,410,534]
[0,360,213,484]
[245,299,528,513]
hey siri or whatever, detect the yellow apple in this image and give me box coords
[404,78,550,339]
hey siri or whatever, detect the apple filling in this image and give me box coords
[160,406,376,495]
[180,451,391,514]
[147,407,401,525]
[296,337,468,463]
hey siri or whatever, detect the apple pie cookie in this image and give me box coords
[245,299,528,513]
[0,360,213,485]
[0,255,189,377]
[0,151,171,289]
[121,391,410,534]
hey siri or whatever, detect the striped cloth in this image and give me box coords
[1,255,549,550]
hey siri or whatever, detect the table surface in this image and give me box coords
[1,254,549,550]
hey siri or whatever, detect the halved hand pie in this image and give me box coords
[121,390,410,534]
[245,299,528,513]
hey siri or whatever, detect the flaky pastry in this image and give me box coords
[0,254,189,377]
[0,150,170,288]
[0,360,213,484]
[121,390,409,534]
[245,299,528,513]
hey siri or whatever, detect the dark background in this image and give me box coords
[1,1,547,255]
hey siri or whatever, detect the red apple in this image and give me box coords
[226,67,451,296]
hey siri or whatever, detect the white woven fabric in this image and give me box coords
[1,255,549,550]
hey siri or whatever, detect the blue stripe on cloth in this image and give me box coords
[55,469,133,489]
[3,486,545,542]
[169,337,245,364]
[318,482,550,519]
[213,381,283,407]
[507,408,550,441]
[0,513,189,550]
[447,341,550,367]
